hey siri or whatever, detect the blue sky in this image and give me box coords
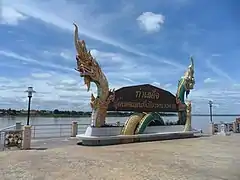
[0,0,239,113]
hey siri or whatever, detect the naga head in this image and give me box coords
[184,56,195,97]
[73,23,102,91]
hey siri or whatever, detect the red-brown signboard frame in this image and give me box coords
[108,84,178,112]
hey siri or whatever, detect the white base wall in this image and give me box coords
[83,125,185,137]
[84,126,122,136]
[145,125,184,134]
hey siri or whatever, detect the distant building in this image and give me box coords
[20,110,38,115]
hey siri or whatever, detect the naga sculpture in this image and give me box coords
[73,23,115,127]
[122,58,195,135]
[73,23,195,133]
[184,100,192,131]
[176,56,195,125]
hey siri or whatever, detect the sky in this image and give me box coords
[0,0,239,113]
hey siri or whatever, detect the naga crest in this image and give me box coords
[73,23,103,91]
[184,56,195,92]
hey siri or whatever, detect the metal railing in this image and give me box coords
[0,125,18,150]
[0,122,124,150]
[31,123,89,139]
[0,125,17,132]
[0,122,124,141]
[213,122,234,133]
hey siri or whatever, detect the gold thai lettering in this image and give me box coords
[135,91,141,98]
[135,89,160,100]
[116,101,174,109]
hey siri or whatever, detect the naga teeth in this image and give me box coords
[84,77,91,91]
[87,81,91,91]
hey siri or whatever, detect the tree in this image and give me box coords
[53,109,59,114]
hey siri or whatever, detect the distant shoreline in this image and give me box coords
[0,114,131,118]
[0,114,239,118]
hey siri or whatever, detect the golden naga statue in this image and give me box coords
[176,56,195,125]
[73,23,115,127]
[184,56,195,90]
[184,100,192,131]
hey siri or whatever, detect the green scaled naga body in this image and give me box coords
[176,57,195,125]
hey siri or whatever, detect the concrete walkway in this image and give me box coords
[0,134,240,180]
[31,137,79,150]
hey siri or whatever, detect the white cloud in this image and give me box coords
[1,0,185,68]
[151,82,172,89]
[31,73,52,79]
[42,49,73,61]
[0,44,192,112]
[91,49,123,64]
[164,83,172,88]
[0,48,161,83]
[0,64,239,113]
[0,6,27,25]
[4,0,146,56]
[152,82,161,87]
[0,48,182,111]
[137,12,165,33]
[122,78,136,83]
[0,71,92,111]
[203,77,217,84]
[0,50,74,72]
[211,54,221,57]
[0,68,157,111]
[233,84,240,88]
[60,52,71,60]
[206,59,234,83]
[1,0,238,114]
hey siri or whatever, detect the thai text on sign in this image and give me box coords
[114,100,176,109]
[135,89,160,100]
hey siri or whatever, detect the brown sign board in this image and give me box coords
[108,84,178,112]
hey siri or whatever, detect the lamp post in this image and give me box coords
[24,87,36,125]
[208,100,213,123]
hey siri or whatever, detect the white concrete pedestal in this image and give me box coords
[209,122,215,135]
[22,126,32,150]
[71,121,78,137]
[233,122,237,133]
[218,124,231,136]
[76,126,199,146]
[15,122,22,130]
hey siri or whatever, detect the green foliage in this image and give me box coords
[0,108,178,118]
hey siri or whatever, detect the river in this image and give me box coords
[0,115,238,132]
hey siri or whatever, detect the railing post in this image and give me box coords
[33,126,36,139]
[233,121,237,133]
[15,122,22,130]
[209,122,215,135]
[227,123,230,132]
[22,125,32,150]
[71,121,78,137]
[60,124,62,137]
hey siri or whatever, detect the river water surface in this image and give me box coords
[0,115,237,133]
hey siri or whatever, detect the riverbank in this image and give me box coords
[0,113,177,118]
[0,135,239,180]
[0,114,130,118]
[1,114,239,118]
[0,113,179,118]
